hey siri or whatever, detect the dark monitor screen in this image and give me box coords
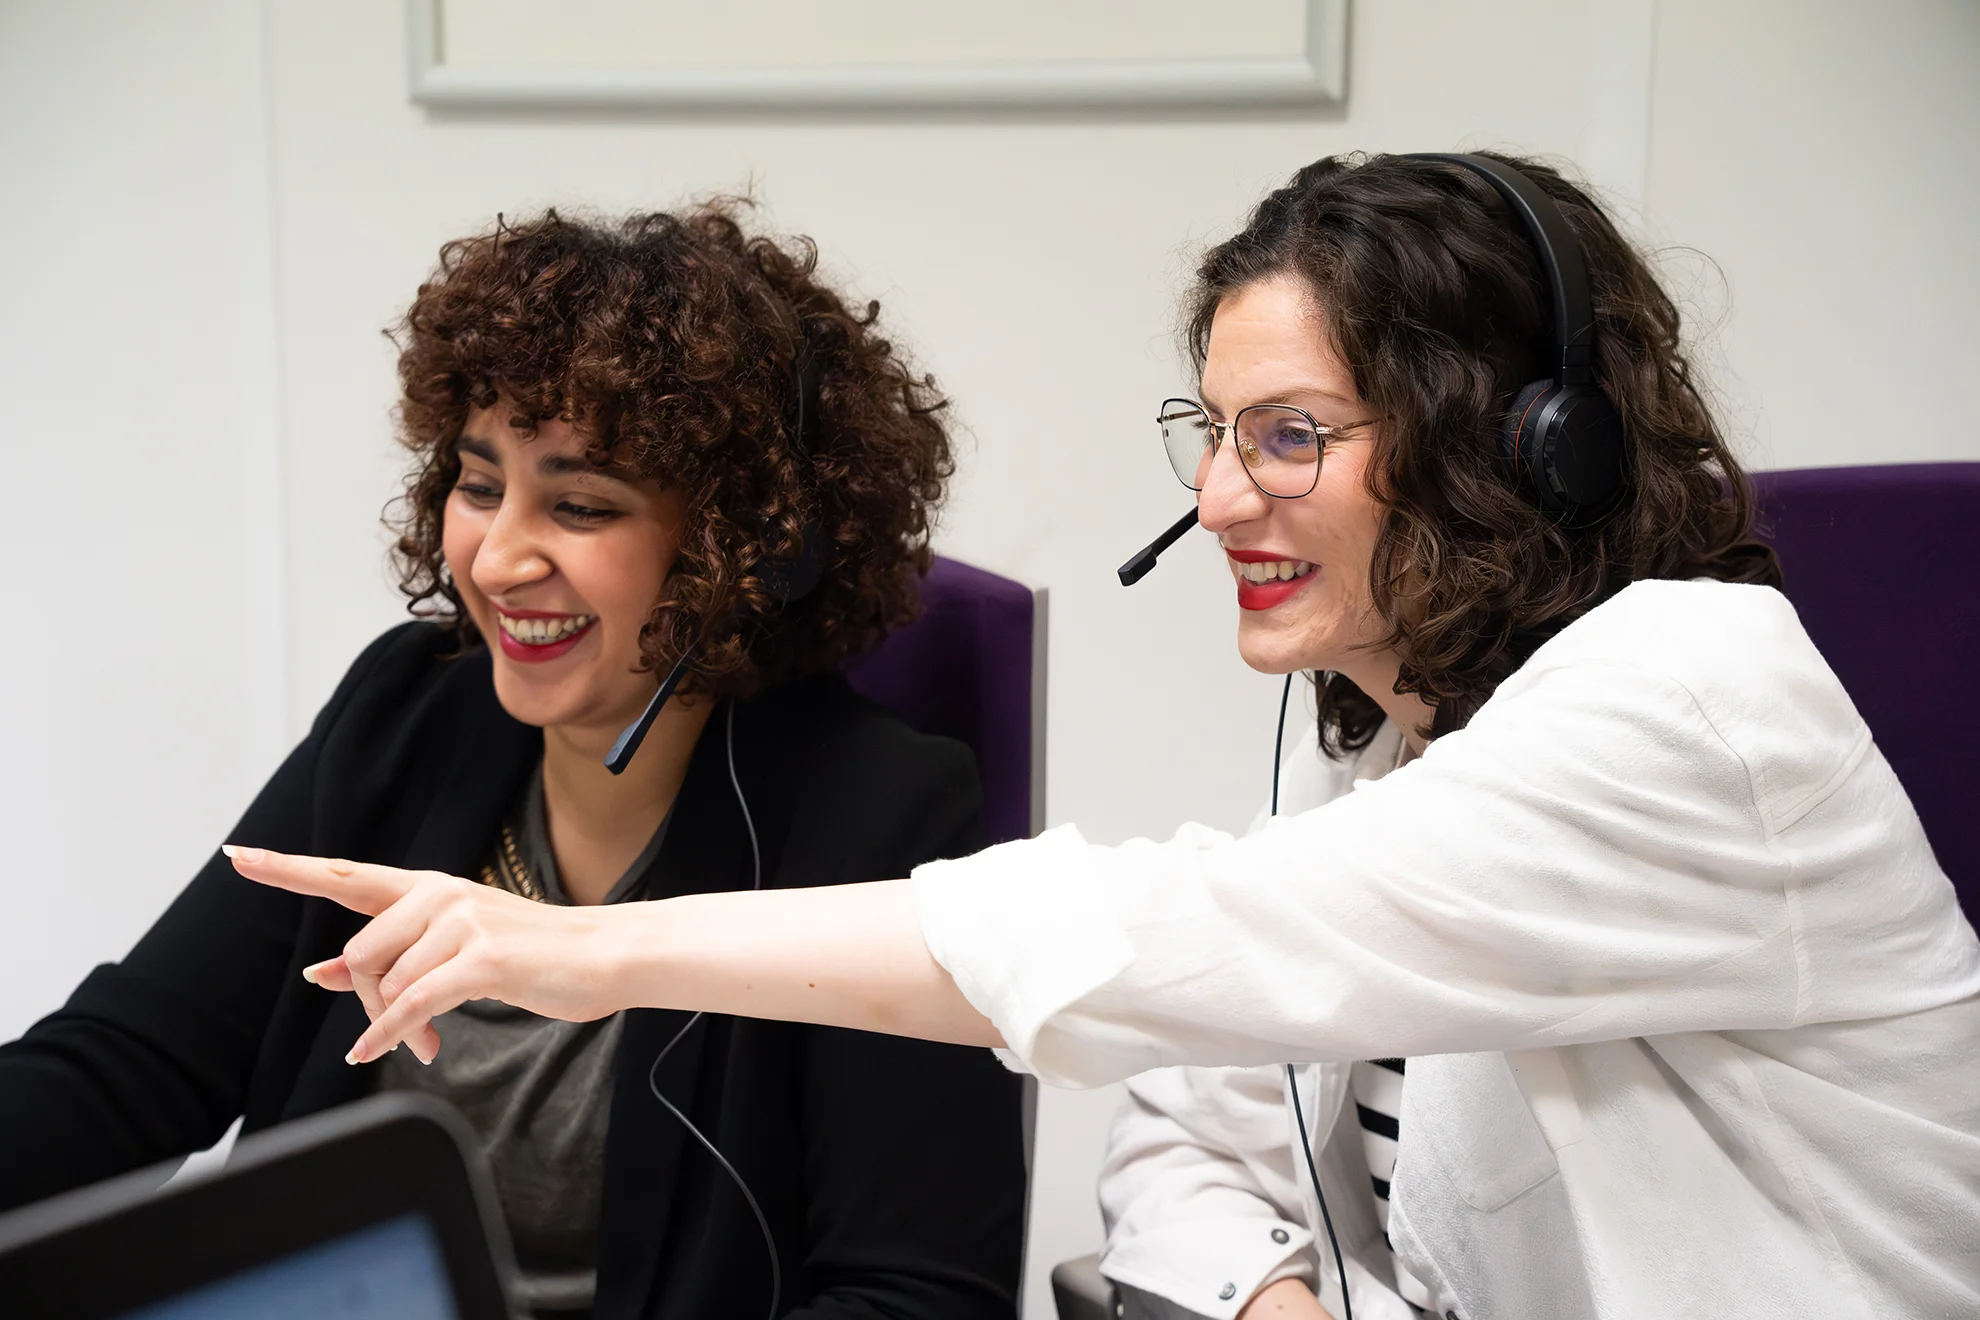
[0,1095,512,1320]
[120,1213,459,1320]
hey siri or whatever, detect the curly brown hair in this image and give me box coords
[389,202,953,695]
[1186,150,1780,754]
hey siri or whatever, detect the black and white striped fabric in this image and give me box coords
[1348,1058,1441,1315]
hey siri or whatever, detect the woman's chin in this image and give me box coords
[489,671,591,733]
[1236,619,1320,676]
[1235,639,1307,677]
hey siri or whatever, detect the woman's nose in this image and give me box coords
[1194,436,1271,535]
[472,502,553,595]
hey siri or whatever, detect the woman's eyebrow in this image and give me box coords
[537,452,593,476]
[1262,387,1358,409]
[538,452,636,484]
[455,435,626,482]
[1199,384,1359,414]
[455,434,501,464]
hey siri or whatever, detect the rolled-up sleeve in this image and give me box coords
[913,658,1816,1088]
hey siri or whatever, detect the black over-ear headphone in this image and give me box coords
[1414,153,1627,519]
[605,345,827,773]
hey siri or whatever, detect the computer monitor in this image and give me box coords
[0,1093,514,1320]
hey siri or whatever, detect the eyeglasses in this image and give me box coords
[1156,397,1379,500]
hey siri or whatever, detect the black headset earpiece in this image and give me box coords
[755,349,828,607]
[1415,153,1627,521]
[606,340,827,774]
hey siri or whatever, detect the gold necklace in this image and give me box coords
[479,823,546,903]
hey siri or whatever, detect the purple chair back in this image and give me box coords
[846,556,1047,847]
[1749,464,1980,915]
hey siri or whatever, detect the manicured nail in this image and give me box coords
[345,1044,366,1066]
[221,844,265,864]
[301,963,320,985]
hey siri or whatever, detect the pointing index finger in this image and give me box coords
[223,846,417,917]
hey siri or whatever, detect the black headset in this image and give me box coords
[605,345,826,774]
[1414,152,1627,520]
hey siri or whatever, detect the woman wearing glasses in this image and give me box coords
[223,153,1980,1319]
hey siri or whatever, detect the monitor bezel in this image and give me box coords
[0,1092,514,1319]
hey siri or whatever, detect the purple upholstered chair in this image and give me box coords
[1749,463,1980,920]
[844,553,1049,1293]
[846,555,1048,847]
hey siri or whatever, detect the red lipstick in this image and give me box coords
[1226,551,1316,612]
[493,610,598,664]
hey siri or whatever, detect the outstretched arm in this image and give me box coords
[223,848,1002,1065]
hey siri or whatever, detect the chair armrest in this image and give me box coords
[1052,1253,1120,1320]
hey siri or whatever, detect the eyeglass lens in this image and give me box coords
[1158,400,1322,498]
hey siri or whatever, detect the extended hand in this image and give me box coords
[228,846,1002,1056]
[224,846,624,1065]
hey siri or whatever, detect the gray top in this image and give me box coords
[381,764,670,1315]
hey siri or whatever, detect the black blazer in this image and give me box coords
[0,624,1028,1319]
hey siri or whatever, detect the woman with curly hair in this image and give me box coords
[232,153,1974,1318]
[0,205,1028,1320]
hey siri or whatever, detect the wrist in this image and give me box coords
[590,897,674,1014]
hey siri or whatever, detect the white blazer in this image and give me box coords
[913,579,1980,1319]
[1100,718,1461,1320]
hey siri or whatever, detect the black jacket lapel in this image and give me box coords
[287,652,538,1120]
[398,659,540,876]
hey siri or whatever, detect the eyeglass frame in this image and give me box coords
[1156,397,1382,500]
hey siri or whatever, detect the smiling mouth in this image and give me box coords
[1233,558,1315,583]
[496,613,595,647]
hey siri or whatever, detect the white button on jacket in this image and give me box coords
[914,580,1980,1319]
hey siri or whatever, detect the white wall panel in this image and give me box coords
[3,2,1976,1315]
[0,0,286,1041]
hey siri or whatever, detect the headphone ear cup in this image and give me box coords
[1500,379,1626,516]
[755,514,828,608]
[1536,385,1626,515]
[1500,378,1558,501]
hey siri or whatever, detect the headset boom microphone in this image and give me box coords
[1117,508,1200,586]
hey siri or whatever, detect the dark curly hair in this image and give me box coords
[1186,151,1780,754]
[389,201,953,695]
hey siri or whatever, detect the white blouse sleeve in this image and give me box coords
[914,591,1894,1088]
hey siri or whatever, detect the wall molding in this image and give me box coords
[404,0,1347,111]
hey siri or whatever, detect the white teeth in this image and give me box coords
[497,613,594,646]
[1236,559,1314,583]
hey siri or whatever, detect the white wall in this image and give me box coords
[0,0,286,1036]
[3,2,1975,1315]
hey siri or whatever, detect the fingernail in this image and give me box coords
[301,963,320,985]
[221,844,265,863]
[345,1045,366,1066]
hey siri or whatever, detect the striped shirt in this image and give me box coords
[1349,1057,1444,1315]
